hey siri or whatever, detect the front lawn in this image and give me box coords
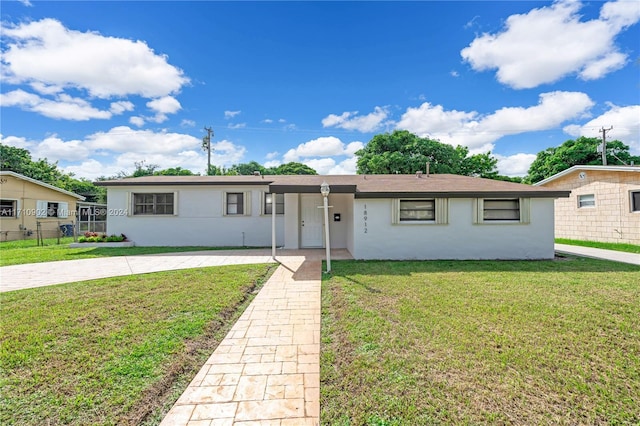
[0,237,261,266]
[0,263,276,425]
[321,257,640,425]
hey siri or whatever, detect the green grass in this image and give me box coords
[0,263,276,425]
[0,237,264,266]
[556,238,640,254]
[321,257,640,425]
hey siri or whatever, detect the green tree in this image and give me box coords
[0,144,105,202]
[228,161,266,176]
[356,130,498,177]
[272,162,317,175]
[154,167,197,176]
[524,137,640,183]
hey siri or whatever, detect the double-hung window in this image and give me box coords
[133,193,174,215]
[264,193,284,215]
[224,192,251,216]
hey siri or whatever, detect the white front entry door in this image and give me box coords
[300,194,324,248]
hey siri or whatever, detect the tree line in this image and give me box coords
[2,131,637,203]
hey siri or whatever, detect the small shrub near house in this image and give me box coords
[78,232,127,243]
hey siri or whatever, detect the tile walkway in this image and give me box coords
[157,249,352,426]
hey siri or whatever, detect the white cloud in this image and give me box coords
[300,157,358,175]
[4,128,249,179]
[224,110,241,119]
[262,119,273,124]
[86,126,200,154]
[109,100,134,114]
[450,70,460,77]
[34,136,91,162]
[461,0,640,89]
[64,159,122,180]
[211,140,246,165]
[495,153,537,177]
[302,158,337,175]
[1,18,189,98]
[264,160,281,168]
[283,136,348,162]
[129,116,145,127]
[344,141,365,156]
[265,151,279,160]
[0,89,113,120]
[0,134,34,149]
[181,119,196,127]
[228,123,246,129]
[322,106,390,132]
[146,96,181,123]
[396,91,594,152]
[563,104,640,155]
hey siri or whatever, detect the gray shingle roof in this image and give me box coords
[96,173,569,198]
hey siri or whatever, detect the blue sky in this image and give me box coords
[1,0,639,179]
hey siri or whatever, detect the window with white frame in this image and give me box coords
[264,193,284,215]
[578,194,595,208]
[0,199,17,217]
[36,200,69,218]
[392,198,448,224]
[474,198,530,224]
[631,191,640,212]
[133,193,174,215]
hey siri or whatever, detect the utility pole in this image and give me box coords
[599,126,612,166]
[203,126,214,174]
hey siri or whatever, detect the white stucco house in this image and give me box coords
[96,173,569,260]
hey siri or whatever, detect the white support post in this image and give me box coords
[271,194,277,260]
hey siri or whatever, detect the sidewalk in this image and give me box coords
[555,244,640,265]
[0,249,276,292]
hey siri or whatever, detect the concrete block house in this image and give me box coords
[535,165,640,244]
[96,173,569,260]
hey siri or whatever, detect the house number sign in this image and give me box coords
[363,204,368,234]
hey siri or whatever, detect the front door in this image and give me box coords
[300,194,324,247]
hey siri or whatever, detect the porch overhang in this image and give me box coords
[268,184,357,194]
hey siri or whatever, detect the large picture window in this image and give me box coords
[133,193,174,215]
[392,198,448,224]
[264,193,284,215]
[399,199,435,221]
[0,199,17,217]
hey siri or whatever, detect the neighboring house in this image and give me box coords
[0,171,85,241]
[96,173,569,260]
[535,165,640,245]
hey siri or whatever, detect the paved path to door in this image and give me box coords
[160,250,353,426]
